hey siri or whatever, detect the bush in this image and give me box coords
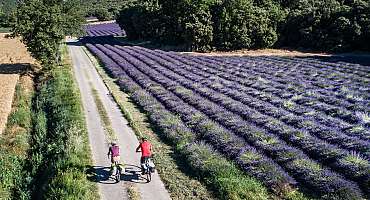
[94,8,113,21]
[117,1,161,41]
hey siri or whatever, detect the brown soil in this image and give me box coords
[0,33,37,65]
[84,20,117,25]
[0,33,36,134]
[0,74,19,134]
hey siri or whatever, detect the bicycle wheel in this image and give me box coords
[115,164,121,183]
[146,169,151,183]
[116,168,121,182]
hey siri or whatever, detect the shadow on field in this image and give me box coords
[0,63,34,74]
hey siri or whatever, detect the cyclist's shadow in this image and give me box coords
[123,164,148,183]
[86,165,115,184]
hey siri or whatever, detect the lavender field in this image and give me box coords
[84,38,370,199]
[84,22,125,37]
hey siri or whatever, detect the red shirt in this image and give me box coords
[140,141,151,157]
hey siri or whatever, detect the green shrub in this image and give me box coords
[94,8,113,21]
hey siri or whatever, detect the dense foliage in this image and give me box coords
[12,0,84,68]
[83,37,370,199]
[0,0,16,27]
[117,0,370,52]
[281,0,370,51]
[81,0,134,20]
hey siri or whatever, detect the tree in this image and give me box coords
[0,0,17,27]
[12,0,84,69]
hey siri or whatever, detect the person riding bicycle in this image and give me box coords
[135,137,152,174]
[107,141,121,173]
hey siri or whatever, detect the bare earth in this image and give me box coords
[0,74,19,134]
[0,33,36,134]
[184,48,331,57]
[0,33,36,65]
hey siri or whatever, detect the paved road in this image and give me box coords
[68,39,171,200]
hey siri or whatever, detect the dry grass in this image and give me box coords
[84,20,116,25]
[0,33,37,134]
[0,33,37,65]
[0,74,19,134]
[184,48,331,57]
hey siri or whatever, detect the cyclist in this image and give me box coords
[135,137,152,174]
[107,141,121,173]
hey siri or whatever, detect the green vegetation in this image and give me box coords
[0,27,10,32]
[12,0,84,68]
[26,45,99,200]
[0,77,34,200]
[81,0,135,20]
[91,87,117,142]
[118,0,370,52]
[0,0,16,28]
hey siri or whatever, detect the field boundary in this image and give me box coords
[0,75,34,199]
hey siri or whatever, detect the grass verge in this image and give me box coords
[0,76,34,199]
[91,87,116,142]
[84,46,269,199]
[25,45,99,200]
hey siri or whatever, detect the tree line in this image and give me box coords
[117,0,370,52]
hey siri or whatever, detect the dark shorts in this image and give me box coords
[140,156,150,164]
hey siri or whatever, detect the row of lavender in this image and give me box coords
[85,41,370,199]
[83,22,125,37]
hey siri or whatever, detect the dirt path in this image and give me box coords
[67,39,171,200]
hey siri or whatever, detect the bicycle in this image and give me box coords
[136,150,155,183]
[111,161,122,183]
[142,158,153,183]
